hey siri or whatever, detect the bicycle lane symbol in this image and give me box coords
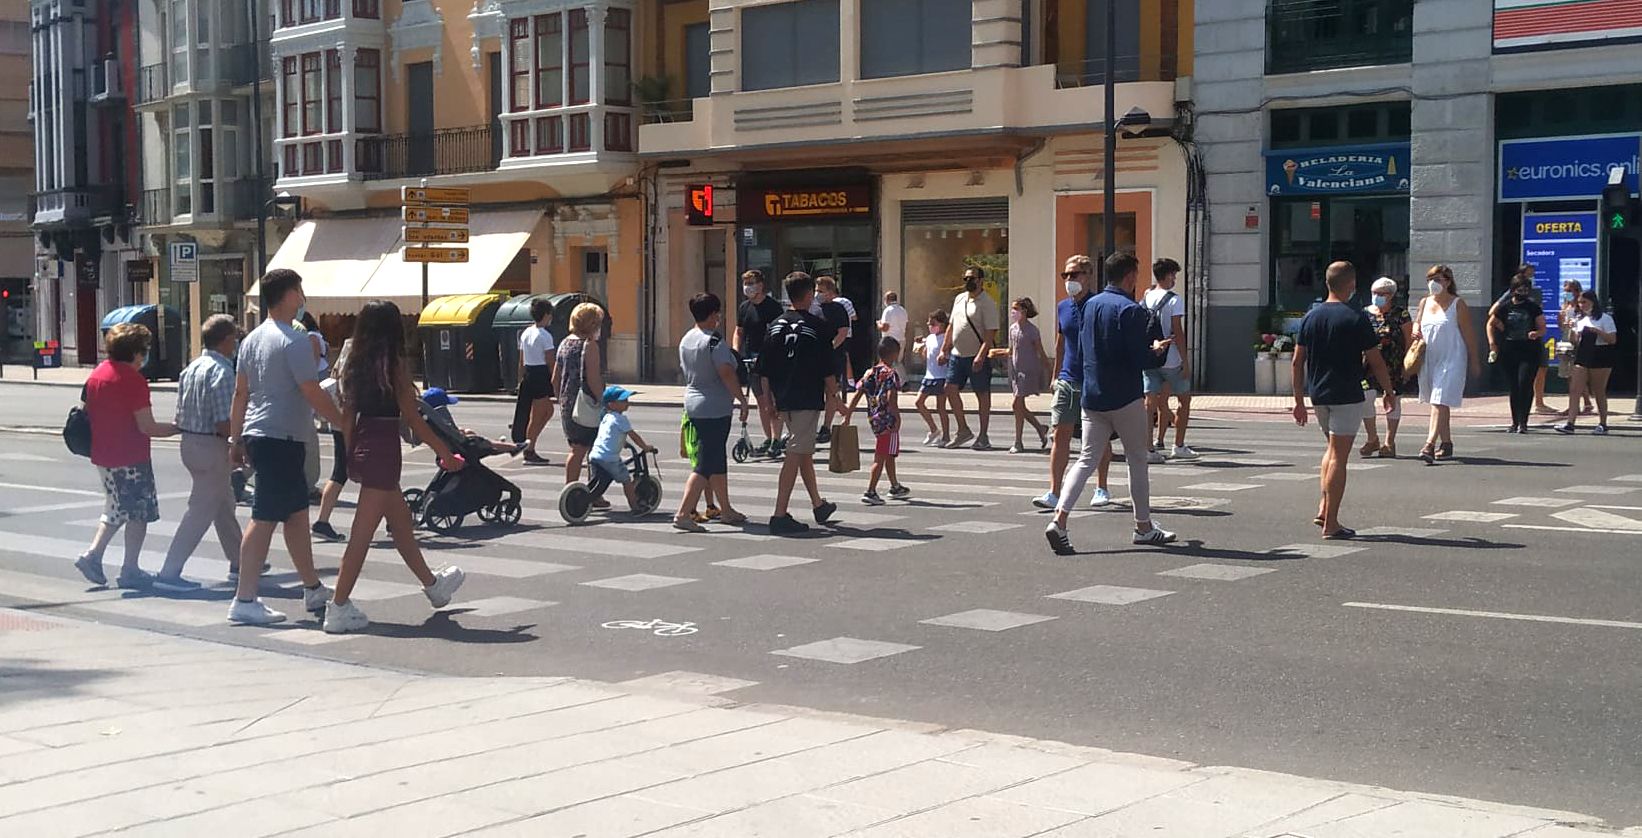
[601,619,699,637]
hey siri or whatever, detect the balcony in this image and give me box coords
[359,125,497,181]
[639,64,1178,158]
[137,188,170,227]
[137,63,167,105]
[30,187,115,229]
[1266,0,1413,75]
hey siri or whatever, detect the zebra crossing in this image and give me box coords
[0,423,1635,670]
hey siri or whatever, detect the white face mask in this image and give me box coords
[1427,280,1445,297]
[742,285,757,298]
[1064,280,1083,297]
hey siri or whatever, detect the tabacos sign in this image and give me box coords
[739,184,872,223]
[1498,133,1641,202]
[1265,143,1411,196]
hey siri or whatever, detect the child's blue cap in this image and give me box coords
[422,387,459,407]
[602,385,636,403]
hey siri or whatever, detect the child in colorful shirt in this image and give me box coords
[845,338,910,505]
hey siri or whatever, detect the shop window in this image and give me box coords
[1267,0,1412,75]
[1270,197,1408,311]
[860,0,970,80]
[901,200,1010,375]
[1496,85,1642,141]
[741,0,839,91]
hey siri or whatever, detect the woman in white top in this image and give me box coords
[1413,264,1480,464]
[512,298,558,463]
[1557,291,1618,435]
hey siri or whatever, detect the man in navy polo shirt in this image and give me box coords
[1045,252,1177,555]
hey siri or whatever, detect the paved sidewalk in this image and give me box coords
[0,608,1627,838]
[0,361,1546,423]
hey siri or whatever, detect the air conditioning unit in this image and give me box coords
[91,57,123,103]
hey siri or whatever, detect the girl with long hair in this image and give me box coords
[1007,296,1051,453]
[1557,291,1618,435]
[1412,265,1480,464]
[323,300,466,634]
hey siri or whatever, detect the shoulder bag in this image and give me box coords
[1403,298,1427,378]
[569,341,603,429]
[63,384,92,458]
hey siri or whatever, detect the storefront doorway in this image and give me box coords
[1272,196,1410,311]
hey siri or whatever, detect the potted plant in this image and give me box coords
[1252,333,1280,394]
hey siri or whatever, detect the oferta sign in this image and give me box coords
[1498,133,1641,202]
[739,185,872,223]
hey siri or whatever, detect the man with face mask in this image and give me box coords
[937,266,1001,449]
[155,314,244,592]
[733,270,784,454]
[1034,255,1113,510]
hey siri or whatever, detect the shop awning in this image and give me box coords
[252,209,543,316]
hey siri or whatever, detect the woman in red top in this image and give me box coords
[74,324,177,589]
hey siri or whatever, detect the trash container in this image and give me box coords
[416,292,510,393]
[492,292,612,392]
[544,292,612,376]
[100,304,185,381]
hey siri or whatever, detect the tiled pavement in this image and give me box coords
[0,609,1625,838]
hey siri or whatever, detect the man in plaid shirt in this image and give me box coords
[154,315,243,591]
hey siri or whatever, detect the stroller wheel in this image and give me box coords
[476,505,498,523]
[426,510,464,535]
[495,499,522,526]
[558,483,594,525]
[633,475,663,516]
[403,488,426,516]
[732,439,751,464]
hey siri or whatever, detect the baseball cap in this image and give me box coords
[421,387,459,407]
[602,385,636,404]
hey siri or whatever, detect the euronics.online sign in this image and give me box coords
[1499,133,1641,202]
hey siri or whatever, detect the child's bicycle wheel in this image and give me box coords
[633,475,663,516]
[558,482,595,524]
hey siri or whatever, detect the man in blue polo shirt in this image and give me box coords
[1033,255,1115,510]
[1046,252,1178,554]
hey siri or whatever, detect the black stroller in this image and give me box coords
[403,400,524,535]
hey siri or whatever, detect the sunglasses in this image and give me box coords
[1061,270,1089,278]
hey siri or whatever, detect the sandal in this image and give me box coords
[1436,442,1454,460]
[1378,443,1395,459]
[1312,515,1325,528]
[1359,440,1380,458]
[1418,444,1436,465]
[1323,526,1357,540]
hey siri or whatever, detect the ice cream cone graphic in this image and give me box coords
[1387,156,1397,176]
[1283,159,1298,185]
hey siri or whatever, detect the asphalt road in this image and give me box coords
[2,381,1641,826]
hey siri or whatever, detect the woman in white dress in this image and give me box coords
[1413,264,1481,464]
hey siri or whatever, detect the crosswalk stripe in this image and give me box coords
[0,566,224,626]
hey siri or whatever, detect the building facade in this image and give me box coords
[132,0,278,359]
[29,0,143,367]
[2,0,34,363]
[1197,0,1642,392]
[641,0,1196,382]
[260,0,647,377]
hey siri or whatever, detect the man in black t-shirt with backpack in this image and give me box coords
[755,271,846,535]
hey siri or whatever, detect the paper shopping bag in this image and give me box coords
[828,423,860,474]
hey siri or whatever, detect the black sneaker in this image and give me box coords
[888,485,911,499]
[862,491,885,506]
[753,440,771,455]
[813,500,837,523]
[311,521,343,541]
[523,450,550,465]
[769,514,810,535]
[817,427,832,445]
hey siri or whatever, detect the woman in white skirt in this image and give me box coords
[1413,264,1481,464]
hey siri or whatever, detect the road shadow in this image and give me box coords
[1068,539,1308,562]
[1451,456,1571,468]
[341,612,539,644]
[1354,533,1525,551]
[0,660,118,708]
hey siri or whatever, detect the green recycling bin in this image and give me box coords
[493,292,612,392]
[416,292,509,393]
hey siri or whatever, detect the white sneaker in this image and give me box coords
[1146,450,1166,465]
[303,583,333,614]
[424,566,465,609]
[322,600,369,634]
[1132,525,1177,546]
[1089,487,1112,507]
[1170,445,1199,460]
[1031,491,1058,510]
[228,599,287,625]
[922,432,939,446]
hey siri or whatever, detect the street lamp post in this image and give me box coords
[1099,0,1151,283]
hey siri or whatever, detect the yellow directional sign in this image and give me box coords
[403,205,469,224]
[401,186,470,205]
[404,247,469,264]
[404,226,470,244]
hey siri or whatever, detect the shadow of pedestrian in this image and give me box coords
[0,661,118,708]
[1354,533,1524,550]
[344,612,538,644]
[1452,456,1572,468]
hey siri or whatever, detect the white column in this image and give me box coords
[338,44,356,173]
[587,5,604,152]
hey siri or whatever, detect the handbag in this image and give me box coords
[1402,338,1426,379]
[569,343,603,429]
[828,423,860,474]
[63,385,92,458]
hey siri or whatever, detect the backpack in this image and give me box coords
[1145,290,1176,353]
[63,385,92,458]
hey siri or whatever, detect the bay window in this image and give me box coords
[534,14,562,108]
[604,9,630,105]
[354,49,380,133]
[300,52,321,134]
[325,49,341,132]
[502,5,636,158]
[280,56,297,137]
[568,10,589,105]
[509,18,530,111]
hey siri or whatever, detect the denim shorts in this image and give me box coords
[947,355,992,393]
[1143,366,1192,396]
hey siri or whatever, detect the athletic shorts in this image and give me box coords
[1143,366,1192,396]
[686,415,731,477]
[246,436,309,522]
[781,410,820,455]
[1313,401,1367,437]
[1050,379,1080,427]
[874,429,900,458]
[97,462,160,526]
[947,355,992,393]
[919,378,947,396]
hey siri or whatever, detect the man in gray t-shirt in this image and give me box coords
[239,317,320,440]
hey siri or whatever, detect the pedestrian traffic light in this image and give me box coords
[1601,167,1638,233]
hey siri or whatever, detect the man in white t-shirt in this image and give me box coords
[877,291,909,382]
[935,267,1000,450]
[512,297,558,464]
[1141,258,1196,461]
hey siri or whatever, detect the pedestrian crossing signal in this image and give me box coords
[686,184,714,226]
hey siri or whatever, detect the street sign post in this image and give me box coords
[168,241,198,283]
[401,186,470,205]
[404,226,470,244]
[403,247,470,263]
[402,206,470,224]
[401,179,472,310]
